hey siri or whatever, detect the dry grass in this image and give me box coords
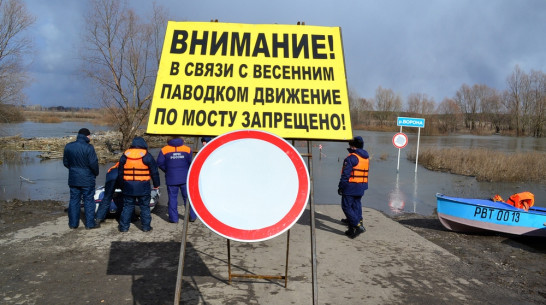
[35,115,62,123]
[0,131,173,164]
[0,149,20,165]
[408,147,546,183]
[23,109,106,123]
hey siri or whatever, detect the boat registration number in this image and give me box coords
[473,207,520,223]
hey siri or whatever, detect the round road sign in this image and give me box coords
[187,130,310,242]
[392,132,408,149]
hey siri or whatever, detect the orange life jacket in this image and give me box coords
[108,162,119,173]
[506,192,534,211]
[123,149,150,181]
[160,144,191,155]
[345,153,369,183]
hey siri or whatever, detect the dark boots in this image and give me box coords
[345,225,364,239]
[342,218,366,238]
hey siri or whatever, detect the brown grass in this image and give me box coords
[35,115,62,123]
[23,109,105,122]
[408,147,546,183]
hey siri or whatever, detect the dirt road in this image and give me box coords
[0,199,545,304]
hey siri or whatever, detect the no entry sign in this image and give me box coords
[392,132,408,149]
[187,130,310,242]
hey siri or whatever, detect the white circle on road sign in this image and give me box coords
[187,130,310,242]
[392,133,408,149]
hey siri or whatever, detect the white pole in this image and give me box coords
[396,126,402,173]
[397,148,401,173]
[415,127,421,173]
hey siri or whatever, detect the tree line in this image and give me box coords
[349,65,546,137]
[1,0,544,143]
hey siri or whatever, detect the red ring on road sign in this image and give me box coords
[187,130,310,242]
[392,132,408,149]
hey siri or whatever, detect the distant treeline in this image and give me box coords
[349,65,546,138]
[20,105,98,112]
[0,105,107,124]
[3,64,545,138]
[351,111,526,137]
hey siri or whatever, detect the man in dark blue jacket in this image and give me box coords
[157,136,195,223]
[338,136,369,238]
[63,128,99,229]
[117,137,160,232]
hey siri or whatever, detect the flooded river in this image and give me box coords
[0,123,545,216]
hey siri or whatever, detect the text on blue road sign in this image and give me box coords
[397,117,425,128]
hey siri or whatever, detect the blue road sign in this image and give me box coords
[397,117,425,128]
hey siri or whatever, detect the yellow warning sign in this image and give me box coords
[146,21,352,140]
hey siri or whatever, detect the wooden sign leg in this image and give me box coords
[306,141,318,305]
[173,200,191,304]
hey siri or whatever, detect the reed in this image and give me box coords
[23,109,104,122]
[408,147,546,183]
[0,149,21,164]
[36,115,62,123]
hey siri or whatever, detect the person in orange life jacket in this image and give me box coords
[63,128,100,230]
[157,136,195,223]
[117,137,160,232]
[95,162,123,222]
[338,136,369,239]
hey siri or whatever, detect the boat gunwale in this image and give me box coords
[436,193,546,216]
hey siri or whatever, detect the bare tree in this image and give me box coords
[374,86,401,127]
[436,98,461,133]
[478,86,504,133]
[406,92,436,135]
[0,0,34,121]
[505,65,529,136]
[81,0,169,149]
[406,92,435,115]
[453,84,479,130]
[348,88,374,126]
[348,88,361,125]
[528,70,546,137]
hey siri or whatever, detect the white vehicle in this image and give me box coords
[82,186,160,216]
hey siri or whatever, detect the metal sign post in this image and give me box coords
[173,131,312,304]
[393,130,408,173]
[396,117,425,173]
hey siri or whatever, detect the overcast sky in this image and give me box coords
[22,0,546,108]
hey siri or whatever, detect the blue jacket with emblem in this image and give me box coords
[157,137,193,185]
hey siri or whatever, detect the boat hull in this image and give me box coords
[436,194,546,237]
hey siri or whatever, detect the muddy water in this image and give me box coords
[1,128,545,216]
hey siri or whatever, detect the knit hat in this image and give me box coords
[349,136,364,149]
[201,137,212,143]
[78,128,91,136]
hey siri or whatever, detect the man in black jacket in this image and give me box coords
[63,128,99,229]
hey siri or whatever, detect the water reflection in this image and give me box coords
[388,174,405,213]
[1,128,545,216]
[308,131,545,216]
